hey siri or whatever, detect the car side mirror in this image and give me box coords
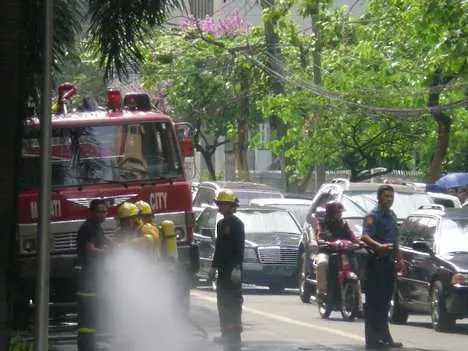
[411,240,433,255]
[201,228,215,238]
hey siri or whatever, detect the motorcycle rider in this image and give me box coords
[314,201,361,302]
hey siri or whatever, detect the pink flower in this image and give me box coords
[180,10,250,38]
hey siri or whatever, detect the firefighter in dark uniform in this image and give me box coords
[76,199,108,351]
[361,184,404,349]
[208,189,245,351]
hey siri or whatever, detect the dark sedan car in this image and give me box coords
[193,206,302,292]
[390,206,468,331]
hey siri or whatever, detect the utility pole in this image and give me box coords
[310,1,326,190]
[35,0,54,350]
[260,0,288,190]
[260,0,286,141]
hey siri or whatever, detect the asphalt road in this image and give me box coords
[191,286,468,351]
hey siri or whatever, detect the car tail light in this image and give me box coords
[451,273,468,285]
[184,211,195,242]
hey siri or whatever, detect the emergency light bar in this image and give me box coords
[124,93,152,111]
[58,83,76,100]
[107,89,122,112]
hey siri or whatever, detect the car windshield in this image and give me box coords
[235,191,283,206]
[342,196,368,217]
[19,121,182,189]
[347,191,432,218]
[236,210,301,235]
[437,218,468,254]
[258,203,310,225]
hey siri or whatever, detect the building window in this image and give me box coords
[189,0,214,18]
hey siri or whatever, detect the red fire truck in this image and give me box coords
[14,84,199,328]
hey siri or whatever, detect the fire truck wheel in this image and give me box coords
[12,297,31,330]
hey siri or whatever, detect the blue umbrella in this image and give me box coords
[435,172,468,189]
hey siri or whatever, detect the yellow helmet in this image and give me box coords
[116,202,139,219]
[215,189,239,205]
[135,200,152,216]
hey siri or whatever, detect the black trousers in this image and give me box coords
[77,268,97,351]
[216,276,243,350]
[364,258,395,346]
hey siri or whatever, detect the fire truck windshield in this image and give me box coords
[19,121,183,189]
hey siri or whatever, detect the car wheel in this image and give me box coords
[210,271,218,291]
[431,281,456,332]
[389,291,409,325]
[298,253,312,303]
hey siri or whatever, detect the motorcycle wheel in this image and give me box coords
[340,280,359,321]
[318,297,331,319]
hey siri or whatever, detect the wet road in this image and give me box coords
[191,286,468,351]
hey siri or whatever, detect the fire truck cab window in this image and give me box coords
[19,121,182,189]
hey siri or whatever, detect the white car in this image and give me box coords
[427,192,462,208]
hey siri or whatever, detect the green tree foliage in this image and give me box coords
[260,0,467,182]
[141,23,268,179]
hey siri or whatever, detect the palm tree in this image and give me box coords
[0,0,183,348]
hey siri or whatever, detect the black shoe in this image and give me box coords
[365,341,388,349]
[383,341,403,348]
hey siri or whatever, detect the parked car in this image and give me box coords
[390,205,468,331]
[249,198,313,226]
[194,206,301,292]
[407,182,462,208]
[306,179,434,223]
[427,192,462,208]
[192,181,284,207]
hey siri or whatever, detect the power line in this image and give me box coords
[246,50,467,115]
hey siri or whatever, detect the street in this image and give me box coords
[191,286,468,351]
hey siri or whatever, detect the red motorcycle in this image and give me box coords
[315,239,362,321]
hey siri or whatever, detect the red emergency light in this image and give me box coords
[107,89,122,111]
[58,82,76,100]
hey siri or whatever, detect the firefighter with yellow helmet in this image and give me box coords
[114,202,153,249]
[135,200,161,257]
[208,189,245,350]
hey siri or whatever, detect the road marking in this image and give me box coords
[191,292,364,342]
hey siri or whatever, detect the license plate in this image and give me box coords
[265,266,293,276]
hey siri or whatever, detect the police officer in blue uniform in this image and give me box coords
[361,185,405,349]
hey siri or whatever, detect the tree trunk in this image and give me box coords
[427,71,452,183]
[0,0,25,348]
[236,71,249,180]
[200,149,216,180]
